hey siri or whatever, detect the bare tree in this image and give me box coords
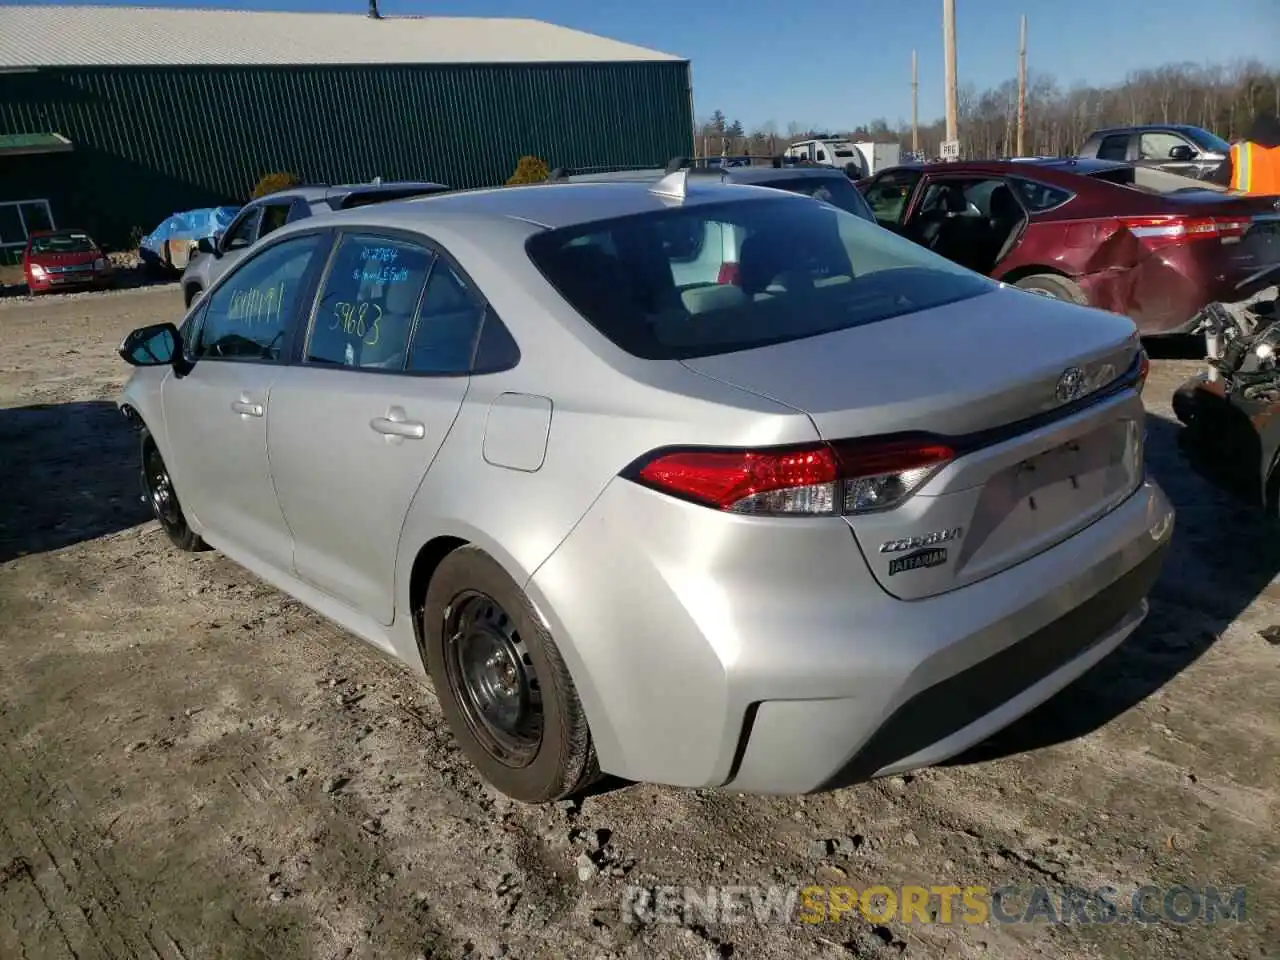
[703,59,1278,163]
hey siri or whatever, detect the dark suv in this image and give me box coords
[180,180,451,307]
[549,156,877,222]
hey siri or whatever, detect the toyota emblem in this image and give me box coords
[1056,367,1085,404]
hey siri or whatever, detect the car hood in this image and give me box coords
[28,251,98,266]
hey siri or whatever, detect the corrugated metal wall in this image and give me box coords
[0,61,694,249]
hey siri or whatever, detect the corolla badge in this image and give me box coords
[880,527,963,554]
[1055,366,1086,404]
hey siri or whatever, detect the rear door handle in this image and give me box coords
[231,400,264,417]
[371,417,425,440]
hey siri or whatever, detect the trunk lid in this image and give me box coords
[681,285,1145,599]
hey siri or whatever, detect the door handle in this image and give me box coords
[231,400,264,417]
[370,417,425,440]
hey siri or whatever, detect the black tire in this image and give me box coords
[422,545,599,803]
[1013,272,1088,304]
[139,426,206,552]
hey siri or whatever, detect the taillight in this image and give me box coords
[1137,347,1150,394]
[1120,215,1250,250]
[833,438,955,513]
[716,262,740,285]
[629,437,954,516]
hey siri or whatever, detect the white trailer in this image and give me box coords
[853,141,902,176]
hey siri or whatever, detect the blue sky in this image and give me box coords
[13,0,1280,129]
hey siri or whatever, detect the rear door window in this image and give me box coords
[305,234,433,370]
[406,260,488,374]
[259,202,293,239]
[1097,133,1130,161]
[1009,177,1074,212]
[526,196,993,361]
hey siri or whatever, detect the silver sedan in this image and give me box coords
[117,173,1174,803]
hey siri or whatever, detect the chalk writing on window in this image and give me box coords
[330,300,383,346]
[228,281,285,326]
[352,246,411,284]
[352,264,412,284]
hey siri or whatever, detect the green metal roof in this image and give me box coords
[0,133,73,156]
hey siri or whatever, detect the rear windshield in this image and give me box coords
[339,187,450,209]
[761,175,875,221]
[525,196,994,360]
[29,233,95,254]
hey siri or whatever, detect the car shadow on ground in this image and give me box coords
[946,409,1280,767]
[0,400,150,564]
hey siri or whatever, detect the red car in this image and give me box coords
[23,229,116,294]
[857,158,1280,336]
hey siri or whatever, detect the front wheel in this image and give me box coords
[423,546,599,803]
[140,426,206,552]
[1013,273,1087,304]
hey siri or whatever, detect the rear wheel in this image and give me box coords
[1013,273,1087,304]
[140,426,206,552]
[423,546,599,803]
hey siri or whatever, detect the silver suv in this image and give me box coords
[180,181,450,307]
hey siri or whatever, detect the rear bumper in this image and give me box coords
[528,474,1174,792]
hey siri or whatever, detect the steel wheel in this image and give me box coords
[143,441,183,528]
[442,591,544,767]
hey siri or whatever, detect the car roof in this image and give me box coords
[28,228,93,238]
[872,157,1129,178]
[1089,124,1209,136]
[293,178,813,233]
[251,181,451,206]
[555,163,850,186]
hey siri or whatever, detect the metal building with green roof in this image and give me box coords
[0,3,693,255]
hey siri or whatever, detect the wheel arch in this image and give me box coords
[998,263,1076,286]
[400,525,626,774]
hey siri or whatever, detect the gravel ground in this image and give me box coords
[0,287,1276,960]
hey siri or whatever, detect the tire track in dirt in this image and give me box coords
[0,724,191,960]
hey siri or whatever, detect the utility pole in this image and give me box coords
[1016,14,1027,157]
[911,49,919,156]
[942,0,959,158]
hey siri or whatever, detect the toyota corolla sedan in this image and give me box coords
[117,174,1174,804]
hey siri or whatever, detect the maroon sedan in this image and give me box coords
[23,229,116,294]
[857,158,1279,336]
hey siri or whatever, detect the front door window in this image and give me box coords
[864,171,922,227]
[221,208,263,252]
[194,233,326,362]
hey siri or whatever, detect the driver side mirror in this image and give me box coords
[119,322,188,372]
[196,235,221,257]
[1168,144,1196,162]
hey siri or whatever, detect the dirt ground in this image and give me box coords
[0,286,1276,960]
